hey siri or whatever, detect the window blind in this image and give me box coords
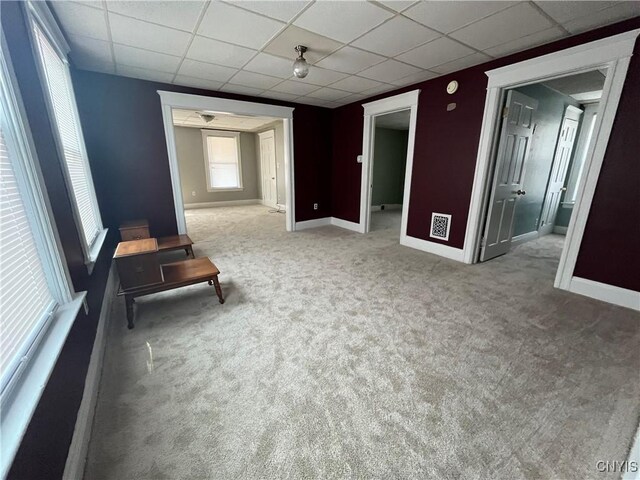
[32,24,101,249]
[0,129,56,393]
[206,135,240,189]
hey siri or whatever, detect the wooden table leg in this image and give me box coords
[125,295,135,329]
[211,276,224,304]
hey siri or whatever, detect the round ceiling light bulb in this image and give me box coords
[293,45,309,79]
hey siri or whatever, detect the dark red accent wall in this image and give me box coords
[2,2,113,479]
[331,17,640,292]
[71,71,333,235]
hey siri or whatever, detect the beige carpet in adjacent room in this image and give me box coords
[85,205,639,480]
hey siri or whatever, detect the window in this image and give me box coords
[202,130,243,191]
[28,3,106,268]
[1,32,84,477]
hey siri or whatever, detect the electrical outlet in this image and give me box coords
[192,191,196,197]
[313,203,318,210]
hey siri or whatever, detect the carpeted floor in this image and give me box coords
[86,205,640,480]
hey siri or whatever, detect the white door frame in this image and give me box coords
[360,90,420,237]
[158,91,296,232]
[258,129,277,208]
[462,29,639,294]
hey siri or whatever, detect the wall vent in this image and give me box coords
[430,213,451,241]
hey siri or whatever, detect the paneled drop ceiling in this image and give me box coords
[52,1,640,109]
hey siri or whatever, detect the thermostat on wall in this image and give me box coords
[447,80,458,94]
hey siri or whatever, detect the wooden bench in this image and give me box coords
[117,257,224,329]
[157,234,195,259]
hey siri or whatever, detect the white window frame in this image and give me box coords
[201,129,244,192]
[25,1,107,273]
[0,32,86,479]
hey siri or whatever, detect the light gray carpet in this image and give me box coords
[86,205,640,480]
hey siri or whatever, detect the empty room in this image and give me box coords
[1,2,639,480]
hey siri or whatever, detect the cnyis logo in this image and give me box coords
[595,460,638,473]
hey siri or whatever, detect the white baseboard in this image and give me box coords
[553,226,568,234]
[623,425,640,480]
[259,199,277,208]
[371,204,402,212]
[184,199,259,209]
[511,231,539,246]
[569,277,640,311]
[295,217,331,230]
[330,217,362,232]
[63,265,117,480]
[401,234,465,262]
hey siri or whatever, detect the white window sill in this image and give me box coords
[85,228,108,275]
[207,187,244,192]
[0,291,86,479]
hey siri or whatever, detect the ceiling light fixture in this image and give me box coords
[198,112,215,123]
[293,45,309,79]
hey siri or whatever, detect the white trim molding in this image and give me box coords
[157,91,296,233]
[295,217,331,230]
[331,217,361,232]
[371,204,402,212]
[569,277,640,311]
[401,234,465,262]
[511,231,539,247]
[63,265,117,480]
[184,199,259,209]
[360,89,420,238]
[462,29,639,303]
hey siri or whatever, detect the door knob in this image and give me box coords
[512,189,526,195]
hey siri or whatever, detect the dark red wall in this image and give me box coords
[71,71,333,234]
[331,17,640,292]
[2,2,113,479]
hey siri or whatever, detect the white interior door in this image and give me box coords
[480,90,538,262]
[539,106,583,236]
[259,130,277,208]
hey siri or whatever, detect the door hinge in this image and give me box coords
[480,236,487,247]
[532,123,537,134]
[502,106,509,119]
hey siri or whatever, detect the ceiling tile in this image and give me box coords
[263,25,343,65]
[50,2,109,41]
[67,34,113,66]
[328,76,385,93]
[307,87,352,101]
[220,84,266,96]
[293,1,393,43]
[361,83,398,97]
[186,36,257,68]
[396,37,474,69]
[352,16,440,57]
[358,59,422,83]
[562,2,640,34]
[177,59,238,82]
[403,1,516,34]
[197,2,285,49]
[535,1,617,23]
[260,91,300,102]
[106,1,205,32]
[484,27,566,57]
[429,52,492,75]
[113,44,181,73]
[390,70,438,87]
[108,13,191,56]
[174,75,225,91]
[243,53,293,79]
[231,1,312,22]
[336,92,367,106]
[270,79,320,96]
[228,71,282,89]
[450,3,555,51]
[288,66,349,86]
[116,65,175,83]
[294,96,336,108]
[376,1,418,13]
[315,46,385,75]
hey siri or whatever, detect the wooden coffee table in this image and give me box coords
[117,257,224,329]
[157,234,195,259]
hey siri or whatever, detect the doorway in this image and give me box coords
[463,30,637,300]
[479,69,606,265]
[158,91,295,232]
[369,110,410,235]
